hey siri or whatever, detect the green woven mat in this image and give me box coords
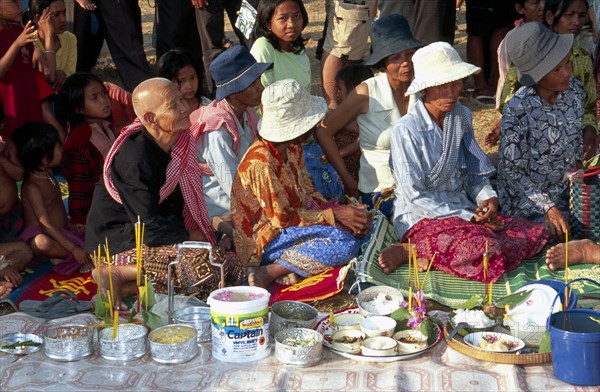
[357,214,600,308]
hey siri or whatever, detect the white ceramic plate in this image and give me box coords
[512,284,562,315]
[463,332,525,353]
[317,308,442,362]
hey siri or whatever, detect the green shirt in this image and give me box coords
[250,37,311,92]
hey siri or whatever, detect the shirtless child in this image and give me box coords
[13,122,92,275]
[0,106,33,299]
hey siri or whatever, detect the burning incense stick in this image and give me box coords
[564,229,569,309]
[104,238,114,311]
[483,241,489,303]
[421,252,437,292]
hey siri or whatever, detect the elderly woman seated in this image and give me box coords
[231,79,372,289]
[379,43,549,282]
[85,78,244,308]
[497,23,584,242]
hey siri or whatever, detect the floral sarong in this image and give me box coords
[261,225,364,277]
[402,216,549,282]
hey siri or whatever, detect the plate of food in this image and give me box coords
[0,333,43,355]
[316,308,443,362]
[463,332,525,353]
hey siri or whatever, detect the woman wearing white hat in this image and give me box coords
[231,79,372,288]
[379,42,549,283]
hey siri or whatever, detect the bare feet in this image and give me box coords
[0,281,14,299]
[247,264,292,289]
[275,272,300,286]
[546,239,600,271]
[379,243,409,274]
[378,243,431,274]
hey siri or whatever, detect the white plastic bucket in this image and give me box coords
[207,286,271,362]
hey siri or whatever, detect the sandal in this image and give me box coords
[19,290,92,319]
[473,94,496,107]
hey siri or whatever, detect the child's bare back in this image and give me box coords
[21,171,68,230]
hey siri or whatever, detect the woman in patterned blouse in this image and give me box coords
[498,23,584,240]
[231,79,372,288]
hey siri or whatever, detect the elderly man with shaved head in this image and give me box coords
[85,78,244,308]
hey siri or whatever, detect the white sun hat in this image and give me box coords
[406,42,480,95]
[258,79,327,143]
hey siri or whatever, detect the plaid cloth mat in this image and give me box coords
[356,213,600,308]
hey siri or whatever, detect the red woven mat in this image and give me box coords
[268,265,350,305]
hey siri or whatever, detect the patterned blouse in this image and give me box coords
[231,140,335,266]
[497,78,584,217]
[499,47,597,132]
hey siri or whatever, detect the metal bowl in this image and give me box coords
[274,328,323,367]
[43,324,93,361]
[172,306,212,343]
[0,333,43,355]
[148,324,198,364]
[270,301,319,338]
[99,324,148,361]
[356,286,404,317]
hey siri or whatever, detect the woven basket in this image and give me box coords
[444,324,552,365]
[569,167,600,242]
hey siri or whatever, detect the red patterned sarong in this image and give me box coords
[402,216,549,282]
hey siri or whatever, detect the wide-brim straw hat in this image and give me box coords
[210,45,272,101]
[506,22,573,87]
[365,14,423,66]
[406,42,480,95]
[258,79,327,143]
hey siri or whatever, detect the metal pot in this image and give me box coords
[43,324,93,361]
[99,324,148,361]
[148,324,198,364]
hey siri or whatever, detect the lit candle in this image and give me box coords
[489,280,493,306]
[112,310,118,340]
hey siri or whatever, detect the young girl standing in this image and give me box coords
[158,48,210,112]
[250,0,311,91]
[59,72,114,226]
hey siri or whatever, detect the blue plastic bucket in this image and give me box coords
[547,278,600,386]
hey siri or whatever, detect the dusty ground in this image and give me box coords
[94,0,498,154]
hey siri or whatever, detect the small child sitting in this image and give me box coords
[0,102,33,298]
[13,121,92,275]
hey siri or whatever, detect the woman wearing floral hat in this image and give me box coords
[316,14,423,219]
[379,42,549,283]
[231,79,372,288]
